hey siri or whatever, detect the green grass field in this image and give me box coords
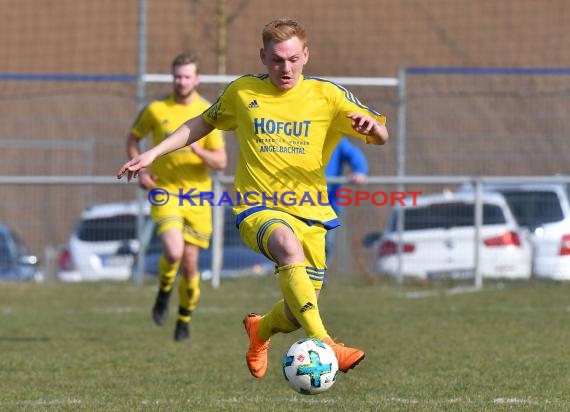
[1,276,569,411]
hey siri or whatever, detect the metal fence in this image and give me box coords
[2,2,570,287]
[2,175,569,289]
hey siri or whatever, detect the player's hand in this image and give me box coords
[347,113,378,136]
[138,168,158,190]
[189,142,202,156]
[347,113,389,145]
[117,152,157,182]
[350,172,367,185]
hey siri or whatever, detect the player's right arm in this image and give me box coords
[126,133,158,189]
[117,115,215,181]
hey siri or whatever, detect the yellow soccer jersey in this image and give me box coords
[130,93,224,194]
[202,74,386,227]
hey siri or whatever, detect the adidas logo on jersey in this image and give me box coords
[247,99,259,109]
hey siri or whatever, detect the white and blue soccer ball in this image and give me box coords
[282,338,339,395]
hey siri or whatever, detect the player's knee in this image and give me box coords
[163,247,183,264]
[269,228,304,264]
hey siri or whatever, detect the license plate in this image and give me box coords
[427,269,474,280]
[101,254,134,267]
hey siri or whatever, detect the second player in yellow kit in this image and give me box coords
[127,53,226,342]
[130,92,223,196]
[119,20,388,375]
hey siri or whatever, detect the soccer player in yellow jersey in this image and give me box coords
[118,20,388,374]
[126,53,227,341]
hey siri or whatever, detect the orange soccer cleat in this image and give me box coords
[243,313,271,378]
[323,337,365,373]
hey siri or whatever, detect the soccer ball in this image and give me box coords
[282,338,339,395]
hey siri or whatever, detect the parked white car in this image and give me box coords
[464,183,570,281]
[376,191,532,280]
[58,201,149,282]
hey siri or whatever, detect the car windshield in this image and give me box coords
[11,231,32,256]
[77,215,140,242]
[498,190,564,229]
[390,202,507,231]
[0,234,11,269]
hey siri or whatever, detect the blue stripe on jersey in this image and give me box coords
[302,217,340,230]
[236,206,340,230]
[256,219,274,261]
[304,76,381,116]
[307,271,325,282]
[236,206,271,227]
[306,266,326,274]
[306,269,325,279]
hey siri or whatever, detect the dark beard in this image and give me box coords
[175,88,194,99]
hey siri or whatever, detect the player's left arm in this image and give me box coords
[346,113,389,146]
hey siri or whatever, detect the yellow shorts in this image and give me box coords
[238,209,327,289]
[150,196,212,249]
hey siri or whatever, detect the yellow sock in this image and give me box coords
[258,299,300,340]
[277,263,329,340]
[158,255,179,293]
[178,274,200,323]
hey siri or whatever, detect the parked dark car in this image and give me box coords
[0,223,43,282]
[140,207,275,279]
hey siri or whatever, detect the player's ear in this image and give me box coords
[303,47,309,64]
[260,48,266,65]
